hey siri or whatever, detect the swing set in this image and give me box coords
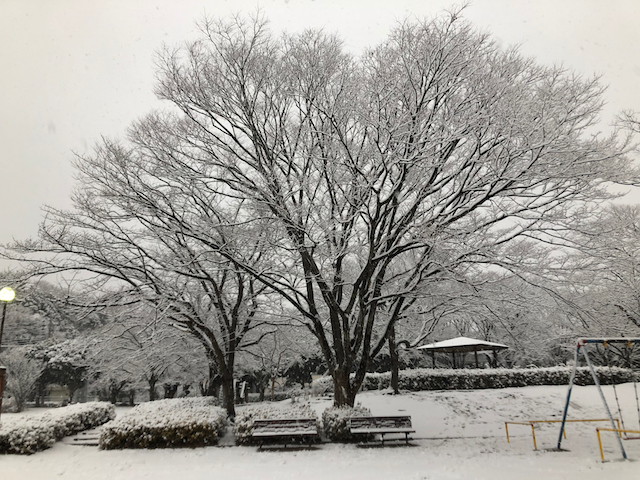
[557,338,640,461]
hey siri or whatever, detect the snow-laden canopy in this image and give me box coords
[416,337,508,354]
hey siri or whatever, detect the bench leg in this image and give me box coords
[405,433,409,445]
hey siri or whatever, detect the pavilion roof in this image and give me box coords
[416,336,508,354]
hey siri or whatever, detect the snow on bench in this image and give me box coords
[251,418,320,448]
[348,416,415,445]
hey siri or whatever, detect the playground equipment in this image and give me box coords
[557,338,640,461]
[596,427,640,462]
[505,418,620,451]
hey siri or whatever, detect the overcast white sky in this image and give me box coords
[1,0,639,248]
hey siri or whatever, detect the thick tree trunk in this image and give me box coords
[389,324,399,394]
[332,368,357,407]
[203,351,223,397]
[220,374,236,418]
[148,377,158,401]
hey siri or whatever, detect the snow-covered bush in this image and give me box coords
[321,404,372,442]
[233,402,318,445]
[40,401,115,439]
[361,366,634,392]
[0,401,115,454]
[310,375,334,396]
[0,347,44,412]
[0,419,55,454]
[99,397,226,449]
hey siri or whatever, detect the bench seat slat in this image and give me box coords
[350,427,415,434]
[252,431,318,437]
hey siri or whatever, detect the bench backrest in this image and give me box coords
[348,416,412,429]
[252,418,318,434]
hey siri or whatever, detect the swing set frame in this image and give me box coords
[557,338,640,460]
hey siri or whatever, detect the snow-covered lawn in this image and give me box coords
[2,383,639,479]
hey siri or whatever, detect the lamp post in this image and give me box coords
[0,286,16,349]
[0,286,16,419]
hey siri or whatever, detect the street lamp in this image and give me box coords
[0,286,15,419]
[0,286,16,349]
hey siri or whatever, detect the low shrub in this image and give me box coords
[99,397,227,449]
[321,404,372,442]
[234,402,318,445]
[310,376,334,396]
[312,367,634,395]
[362,366,634,392]
[0,401,115,454]
[0,420,55,454]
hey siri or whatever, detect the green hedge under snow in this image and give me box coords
[321,405,372,442]
[0,402,115,454]
[311,366,635,395]
[361,366,635,391]
[99,397,227,449]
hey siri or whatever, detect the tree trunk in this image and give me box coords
[203,352,223,397]
[109,382,122,404]
[148,377,158,401]
[389,324,399,394]
[332,368,357,407]
[163,383,179,398]
[220,374,236,418]
[67,386,77,404]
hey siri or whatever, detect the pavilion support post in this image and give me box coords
[474,349,479,368]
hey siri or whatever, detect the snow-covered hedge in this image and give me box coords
[361,366,635,391]
[0,402,115,454]
[321,404,372,442]
[233,402,318,445]
[311,376,334,396]
[99,397,227,449]
[311,367,635,395]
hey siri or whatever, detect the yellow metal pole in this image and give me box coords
[531,424,537,450]
[505,423,510,443]
[597,428,605,462]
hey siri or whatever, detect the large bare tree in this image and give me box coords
[5,10,638,406]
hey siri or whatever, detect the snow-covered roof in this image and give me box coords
[416,336,508,353]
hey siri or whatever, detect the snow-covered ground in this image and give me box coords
[2,383,640,479]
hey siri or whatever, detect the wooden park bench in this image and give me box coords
[251,418,320,448]
[348,416,415,445]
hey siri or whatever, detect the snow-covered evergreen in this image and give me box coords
[0,402,114,454]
